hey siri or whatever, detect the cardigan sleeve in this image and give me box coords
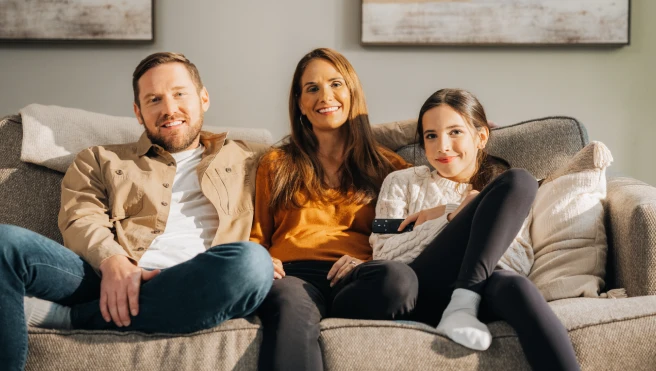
[370,169,457,262]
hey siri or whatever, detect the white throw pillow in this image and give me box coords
[528,141,613,301]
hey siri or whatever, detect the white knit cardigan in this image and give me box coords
[370,166,533,276]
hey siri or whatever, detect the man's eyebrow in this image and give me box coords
[142,86,190,100]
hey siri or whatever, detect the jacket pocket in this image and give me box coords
[107,168,147,218]
[213,163,254,215]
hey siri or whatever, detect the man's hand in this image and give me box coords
[447,190,480,221]
[98,255,160,327]
[327,255,363,287]
[398,205,447,231]
[272,257,285,280]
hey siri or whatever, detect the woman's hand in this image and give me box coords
[447,190,480,221]
[398,205,447,231]
[272,257,286,280]
[327,255,363,287]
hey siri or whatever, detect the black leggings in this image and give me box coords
[257,259,417,371]
[408,168,579,371]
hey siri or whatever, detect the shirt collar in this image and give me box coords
[134,130,228,157]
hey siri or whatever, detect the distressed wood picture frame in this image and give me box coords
[362,0,630,46]
[0,0,154,42]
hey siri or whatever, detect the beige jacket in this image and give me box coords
[58,131,268,270]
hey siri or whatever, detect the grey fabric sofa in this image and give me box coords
[2,113,656,371]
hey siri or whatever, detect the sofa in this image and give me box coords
[2,113,656,371]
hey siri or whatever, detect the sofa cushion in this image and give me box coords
[26,317,262,371]
[319,296,656,371]
[26,296,656,370]
[395,116,589,180]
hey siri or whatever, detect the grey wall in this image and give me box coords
[1,0,654,185]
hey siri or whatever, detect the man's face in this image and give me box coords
[133,62,210,153]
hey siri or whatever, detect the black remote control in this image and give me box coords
[372,218,415,233]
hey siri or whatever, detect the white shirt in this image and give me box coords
[138,145,220,269]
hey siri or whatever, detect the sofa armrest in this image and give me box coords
[606,176,656,296]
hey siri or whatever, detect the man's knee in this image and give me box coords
[233,241,272,286]
[208,241,272,297]
[0,224,31,263]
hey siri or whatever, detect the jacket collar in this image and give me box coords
[135,130,228,157]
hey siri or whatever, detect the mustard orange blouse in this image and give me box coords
[249,147,410,263]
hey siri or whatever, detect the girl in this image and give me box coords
[371,89,579,371]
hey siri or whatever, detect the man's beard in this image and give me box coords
[142,111,203,153]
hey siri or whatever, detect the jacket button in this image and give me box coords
[168,162,174,166]
[163,183,170,188]
[152,229,161,234]
[136,247,145,251]
[225,167,232,173]
[161,202,168,206]
[115,170,123,175]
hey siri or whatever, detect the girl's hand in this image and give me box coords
[447,190,480,221]
[327,255,363,287]
[398,205,447,231]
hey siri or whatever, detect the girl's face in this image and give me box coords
[298,59,351,134]
[422,105,488,183]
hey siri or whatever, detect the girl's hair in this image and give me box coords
[268,48,398,210]
[417,88,509,191]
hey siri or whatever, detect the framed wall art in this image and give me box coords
[362,0,630,46]
[0,0,154,42]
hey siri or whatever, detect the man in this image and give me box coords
[0,52,273,370]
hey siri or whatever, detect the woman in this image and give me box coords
[371,88,579,370]
[250,48,417,371]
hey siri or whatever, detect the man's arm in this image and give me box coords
[58,147,157,327]
[58,146,131,269]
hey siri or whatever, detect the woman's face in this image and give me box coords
[422,105,488,183]
[298,59,351,133]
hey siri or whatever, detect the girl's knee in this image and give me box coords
[487,271,537,298]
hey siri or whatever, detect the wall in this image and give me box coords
[0,0,653,184]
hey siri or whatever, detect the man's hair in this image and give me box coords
[132,52,203,107]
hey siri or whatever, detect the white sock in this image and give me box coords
[24,296,72,330]
[436,288,492,351]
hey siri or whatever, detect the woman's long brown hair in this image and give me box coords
[417,88,509,191]
[268,48,398,210]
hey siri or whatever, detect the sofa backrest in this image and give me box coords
[0,114,589,244]
[0,115,64,243]
[395,116,589,180]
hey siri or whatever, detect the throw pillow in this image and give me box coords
[527,141,614,301]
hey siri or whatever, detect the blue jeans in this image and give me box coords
[0,224,273,371]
